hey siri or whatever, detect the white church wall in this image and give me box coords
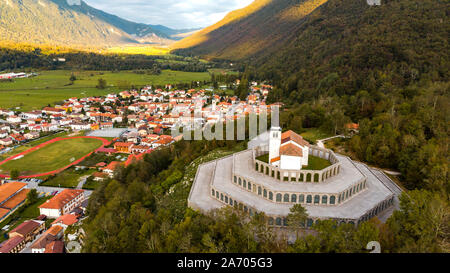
[302,146,309,166]
[280,155,302,170]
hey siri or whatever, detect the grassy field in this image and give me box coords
[303,155,332,170]
[301,128,333,144]
[0,70,210,111]
[0,138,103,176]
[0,131,69,161]
[83,178,103,191]
[41,168,95,188]
[105,46,170,56]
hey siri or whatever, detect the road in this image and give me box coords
[76,176,89,189]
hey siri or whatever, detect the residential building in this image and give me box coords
[39,189,85,218]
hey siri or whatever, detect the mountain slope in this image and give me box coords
[172,0,329,60]
[257,0,449,89]
[0,0,134,47]
[173,0,448,92]
[49,0,175,45]
[0,0,183,47]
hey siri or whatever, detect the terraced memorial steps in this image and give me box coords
[189,145,399,228]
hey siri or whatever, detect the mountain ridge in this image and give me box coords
[0,0,191,48]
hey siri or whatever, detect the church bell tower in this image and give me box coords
[269,126,282,164]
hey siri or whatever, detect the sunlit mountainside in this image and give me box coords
[0,0,194,48]
[172,0,328,60]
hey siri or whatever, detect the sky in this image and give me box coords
[83,0,255,30]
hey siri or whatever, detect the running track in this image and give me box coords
[0,136,110,179]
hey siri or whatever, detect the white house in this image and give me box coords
[39,189,85,218]
[6,116,21,123]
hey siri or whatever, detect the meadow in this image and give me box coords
[105,45,171,56]
[41,168,96,188]
[0,137,103,176]
[0,70,210,111]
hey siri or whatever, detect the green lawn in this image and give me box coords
[256,154,269,163]
[303,155,332,170]
[0,138,103,176]
[41,168,95,188]
[0,70,210,111]
[301,128,333,144]
[0,131,69,161]
[256,153,331,170]
[82,178,103,190]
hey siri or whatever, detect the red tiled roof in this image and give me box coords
[0,236,24,253]
[345,123,359,130]
[281,130,310,147]
[39,189,84,210]
[9,220,40,237]
[104,161,121,171]
[52,214,78,226]
[280,143,304,157]
[44,240,64,253]
[114,142,133,147]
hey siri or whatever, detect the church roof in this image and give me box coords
[280,143,304,157]
[281,130,310,147]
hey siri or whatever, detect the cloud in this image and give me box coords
[83,0,254,29]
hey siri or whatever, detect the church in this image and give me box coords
[268,127,310,170]
[188,126,400,228]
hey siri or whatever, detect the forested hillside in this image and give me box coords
[257,0,449,195]
[257,0,448,91]
[172,0,329,60]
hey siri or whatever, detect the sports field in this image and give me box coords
[0,70,210,111]
[0,137,106,177]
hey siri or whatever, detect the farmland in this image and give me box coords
[0,70,210,111]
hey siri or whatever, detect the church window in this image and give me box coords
[299,194,305,203]
[276,194,282,202]
[330,196,336,205]
[314,195,320,204]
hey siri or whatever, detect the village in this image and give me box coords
[0,79,274,253]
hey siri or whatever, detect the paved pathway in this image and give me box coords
[316,135,346,148]
[76,176,89,189]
